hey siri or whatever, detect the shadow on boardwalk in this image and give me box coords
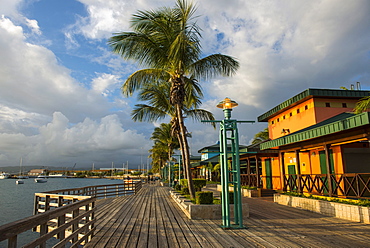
[85,183,370,248]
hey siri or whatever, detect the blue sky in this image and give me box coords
[0,0,369,169]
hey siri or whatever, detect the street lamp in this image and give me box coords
[218,97,244,229]
[216,97,238,120]
[202,97,254,229]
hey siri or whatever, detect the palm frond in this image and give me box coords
[184,109,216,128]
[190,54,239,80]
[354,95,370,114]
[132,104,168,122]
[122,69,170,96]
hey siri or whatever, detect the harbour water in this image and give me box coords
[0,177,124,247]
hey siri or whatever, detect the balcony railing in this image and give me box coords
[284,173,370,199]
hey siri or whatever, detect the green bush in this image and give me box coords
[193,179,207,191]
[180,179,187,187]
[180,179,207,191]
[196,191,214,204]
[174,184,181,191]
[181,187,189,195]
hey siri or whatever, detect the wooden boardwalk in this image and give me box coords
[85,183,370,248]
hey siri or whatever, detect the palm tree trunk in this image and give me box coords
[176,104,196,199]
[176,133,185,179]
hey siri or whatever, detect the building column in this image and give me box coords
[280,152,286,191]
[295,150,302,193]
[246,158,251,186]
[255,156,261,188]
[324,144,333,197]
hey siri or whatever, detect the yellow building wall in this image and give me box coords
[268,99,316,140]
[267,98,359,140]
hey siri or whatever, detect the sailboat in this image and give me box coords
[16,158,25,184]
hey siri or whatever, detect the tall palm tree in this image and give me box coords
[108,0,239,198]
[133,80,215,182]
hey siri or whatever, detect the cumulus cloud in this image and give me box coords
[0,16,109,122]
[0,15,152,167]
[197,1,370,110]
[91,73,120,96]
[1,0,369,168]
[0,112,149,167]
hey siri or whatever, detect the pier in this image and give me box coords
[1,182,370,247]
[87,183,370,247]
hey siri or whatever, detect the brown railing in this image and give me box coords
[40,180,142,200]
[284,173,370,199]
[240,174,258,187]
[0,181,142,248]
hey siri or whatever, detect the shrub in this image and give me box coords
[195,191,213,204]
[180,179,187,187]
[180,179,207,191]
[174,184,181,191]
[181,187,189,195]
[193,179,207,191]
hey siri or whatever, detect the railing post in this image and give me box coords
[39,222,48,248]
[72,199,79,243]
[8,235,17,248]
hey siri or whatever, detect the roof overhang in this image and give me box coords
[261,112,370,150]
[258,89,370,122]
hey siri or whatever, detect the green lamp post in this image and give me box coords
[202,97,254,229]
[217,97,244,229]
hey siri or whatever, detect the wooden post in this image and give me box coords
[280,152,286,191]
[255,156,261,188]
[246,158,251,186]
[295,150,303,193]
[324,144,333,197]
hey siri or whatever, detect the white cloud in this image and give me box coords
[25,17,41,35]
[91,73,120,96]
[0,16,109,122]
[0,112,149,167]
[1,0,369,168]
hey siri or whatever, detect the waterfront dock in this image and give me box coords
[86,183,370,247]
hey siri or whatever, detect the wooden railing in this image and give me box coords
[39,180,142,200]
[284,173,370,199]
[240,174,258,187]
[0,181,142,248]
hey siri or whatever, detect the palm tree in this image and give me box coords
[251,128,269,144]
[149,145,167,173]
[133,80,215,183]
[354,96,370,114]
[150,123,180,176]
[108,0,239,198]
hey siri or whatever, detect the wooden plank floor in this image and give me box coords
[85,183,370,248]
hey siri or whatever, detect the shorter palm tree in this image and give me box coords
[251,128,269,144]
[354,96,370,114]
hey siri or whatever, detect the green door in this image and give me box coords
[319,150,335,194]
[265,159,272,189]
[287,165,296,190]
[319,150,335,174]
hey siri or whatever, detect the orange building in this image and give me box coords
[241,88,370,199]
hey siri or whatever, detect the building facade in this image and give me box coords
[241,88,370,199]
